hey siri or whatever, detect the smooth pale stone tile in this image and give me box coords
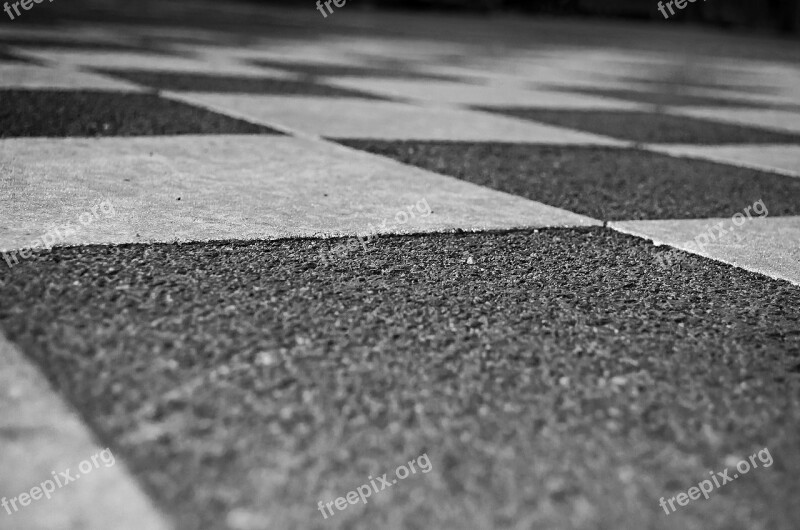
[167,93,626,144]
[409,59,640,91]
[532,49,679,67]
[521,59,653,78]
[330,37,470,62]
[417,63,628,89]
[704,61,800,93]
[483,51,678,80]
[0,334,172,530]
[669,107,800,134]
[176,37,389,66]
[13,50,278,76]
[0,64,142,91]
[324,76,642,108]
[681,87,799,107]
[772,82,800,104]
[173,43,366,71]
[646,144,800,178]
[265,42,375,64]
[0,135,599,251]
[610,217,800,286]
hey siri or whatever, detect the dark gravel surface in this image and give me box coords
[94,69,391,99]
[0,90,282,137]
[336,141,800,221]
[477,109,800,145]
[1,229,799,530]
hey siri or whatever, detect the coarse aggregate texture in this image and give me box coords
[0,229,799,530]
[336,140,800,221]
[250,59,463,82]
[94,69,392,99]
[556,87,778,108]
[477,109,800,145]
[0,90,282,137]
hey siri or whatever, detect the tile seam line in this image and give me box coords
[0,225,607,255]
[0,137,629,146]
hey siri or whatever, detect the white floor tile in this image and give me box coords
[682,86,799,107]
[668,107,800,134]
[0,334,171,530]
[610,216,800,286]
[0,64,142,91]
[0,135,599,252]
[167,93,627,144]
[322,77,642,109]
[646,144,800,178]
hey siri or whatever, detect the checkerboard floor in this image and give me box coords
[1,7,799,530]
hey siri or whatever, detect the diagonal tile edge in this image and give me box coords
[0,333,173,530]
[609,219,800,287]
[643,144,800,179]
[0,135,601,252]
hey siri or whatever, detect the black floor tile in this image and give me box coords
[336,140,800,220]
[0,90,282,137]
